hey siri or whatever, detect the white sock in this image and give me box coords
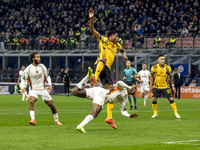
[79,114,94,127]
[30,110,35,120]
[53,113,59,122]
[77,76,89,89]
[22,92,25,101]
[144,95,148,103]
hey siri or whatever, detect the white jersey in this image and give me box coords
[21,64,51,90]
[19,70,27,86]
[105,87,128,111]
[138,70,150,86]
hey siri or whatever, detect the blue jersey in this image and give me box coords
[124,67,137,82]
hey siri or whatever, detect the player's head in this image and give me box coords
[158,55,165,65]
[21,65,25,71]
[29,52,40,65]
[142,63,147,70]
[126,60,131,68]
[64,68,68,73]
[108,30,118,43]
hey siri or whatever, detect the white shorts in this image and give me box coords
[29,90,52,101]
[140,85,150,93]
[85,87,108,107]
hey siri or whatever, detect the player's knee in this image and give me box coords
[91,112,99,118]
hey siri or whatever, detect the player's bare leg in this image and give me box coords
[45,100,62,125]
[168,97,181,118]
[77,103,102,133]
[28,96,37,125]
[151,97,158,118]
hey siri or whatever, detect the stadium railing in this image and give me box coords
[3,33,200,51]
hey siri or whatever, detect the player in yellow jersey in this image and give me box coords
[150,55,181,119]
[89,9,128,129]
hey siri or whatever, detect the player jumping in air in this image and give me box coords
[89,8,128,129]
[72,69,138,133]
[150,55,181,119]
[21,52,62,125]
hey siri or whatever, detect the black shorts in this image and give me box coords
[152,88,173,98]
[93,63,113,85]
[126,81,136,86]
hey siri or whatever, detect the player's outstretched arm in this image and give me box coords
[89,9,100,39]
[119,48,128,61]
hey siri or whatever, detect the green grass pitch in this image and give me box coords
[0,95,199,150]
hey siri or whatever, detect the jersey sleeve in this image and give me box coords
[132,68,137,74]
[151,66,156,75]
[117,42,123,52]
[166,65,172,75]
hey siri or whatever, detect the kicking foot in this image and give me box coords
[76,125,86,133]
[29,119,36,125]
[55,121,62,125]
[175,114,181,119]
[144,103,146,106]
[151,114,158,118]
[105,118,117,129]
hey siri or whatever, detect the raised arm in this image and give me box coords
[119,48,128,61]
[89,9,100,39]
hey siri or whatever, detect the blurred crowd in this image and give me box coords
[0,0,200,51]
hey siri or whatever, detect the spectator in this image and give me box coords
[50,36,57,50]
[20,37,27,50]
[165,35,176,49]
[132,35,144,49]
[11,36,19,50]
[193,74,200,83]
[184,73,192,86]
[189,79,196,87]
[4,37,10,50]
[181,26,189,37]
[69,36,77,50]
[30,37,35,50]
[60,37,68,50]
[0,31,5,51]
[153,35,162,48]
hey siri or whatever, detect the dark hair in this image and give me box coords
[142,62,146,65]
[158,54,164,58]
[29,52,38,63]
[108,30,116,37]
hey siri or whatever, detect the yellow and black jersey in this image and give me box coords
[151,64,172,89]
[95,36,123,70]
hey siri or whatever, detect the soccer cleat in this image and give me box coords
[55,121,62,125]
[129,105,133,110]
[144,103,146,106]
[134,106,137,110]
[151,114,158,118]
[76,125,86,133]
[105,118,117,129]
[175,114,181,119]
[29,119,36,125]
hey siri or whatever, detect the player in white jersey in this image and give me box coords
[21,52,62,126]
[71,70,138,133]
[17,65,28,101]
[138,63,151,106]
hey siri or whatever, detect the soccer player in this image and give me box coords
[21,52,62,125]
[138,63,151,106]
[17,65,28,101]
[71,71,138,133]
[89,9,128,129]
[63,67,70,96]
[123,60,138,110]
[150,55,181,118]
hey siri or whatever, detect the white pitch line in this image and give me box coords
[163,140,200,145]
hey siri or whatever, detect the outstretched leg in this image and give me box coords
[76,103,102,133]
